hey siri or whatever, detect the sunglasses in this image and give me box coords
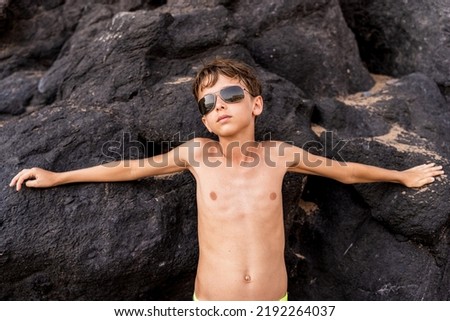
[197,85,251,116]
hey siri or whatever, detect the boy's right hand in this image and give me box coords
[9,168,58,191]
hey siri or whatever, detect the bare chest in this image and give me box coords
[194,163,285,215]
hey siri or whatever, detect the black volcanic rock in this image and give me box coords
[0,71,42,115]
[340,0,450,95]
[0,0,448,300]
[239,0,375,98]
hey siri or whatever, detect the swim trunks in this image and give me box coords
[193,292,288,301]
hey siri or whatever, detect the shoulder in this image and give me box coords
[177,137,216,148]
[259,140,302,154]
[184,137,217,151]
[190,137,216,145]
[176,137,217,161]
[260,140,305,166]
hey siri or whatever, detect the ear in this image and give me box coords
[252,96,263,116]
[202,116,213,133]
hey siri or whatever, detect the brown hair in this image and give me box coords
[192,58,262,101]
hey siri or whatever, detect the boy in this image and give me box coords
[9,58,444,301]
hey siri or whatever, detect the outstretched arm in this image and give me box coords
[326,161,444,188]
[9,139,198,191]
[284,144,444,188]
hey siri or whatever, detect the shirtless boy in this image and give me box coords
[9,58,445,301]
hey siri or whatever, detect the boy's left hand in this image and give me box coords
[401,163,445,188]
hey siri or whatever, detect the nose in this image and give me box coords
[215,95,227,111]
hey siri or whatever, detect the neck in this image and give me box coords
[217,132,257,162]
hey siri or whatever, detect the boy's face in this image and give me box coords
[199,74,263,137]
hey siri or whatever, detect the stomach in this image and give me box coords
[194,248,287,300]
[194,214,287,300]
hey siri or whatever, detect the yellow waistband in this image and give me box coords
[279,292,288,301]
[193,292,288,301]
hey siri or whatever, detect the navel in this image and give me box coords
[210,191,217,201]
[270,192,277,200]
[244,275,251,282]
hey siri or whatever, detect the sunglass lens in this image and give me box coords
[221,86,245,103]
[198,94,216,115]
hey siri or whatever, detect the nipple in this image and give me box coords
[270,192,277,200]
[244,275,251,282]
[210,191,217,200]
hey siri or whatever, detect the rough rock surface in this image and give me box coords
[340,0,450,96]
[0,0,449,300]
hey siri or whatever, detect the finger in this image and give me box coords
[15,174,26,191]
[417,163,430,169]
[421,163,436,169]
[431,170,445,177]
[413,176,434,188]
[16,170,35,191]
[410,164,427,170]
[25,180,38,188]
[423,165,442,171]
[430,166,443,172]
[9,169,27,187]
[423,176,435,185]
[410,163,434,171]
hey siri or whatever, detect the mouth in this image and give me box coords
[217,115,231,122]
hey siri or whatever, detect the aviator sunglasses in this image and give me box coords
[197,85,252,115]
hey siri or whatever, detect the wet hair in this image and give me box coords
[192,58,262,101]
